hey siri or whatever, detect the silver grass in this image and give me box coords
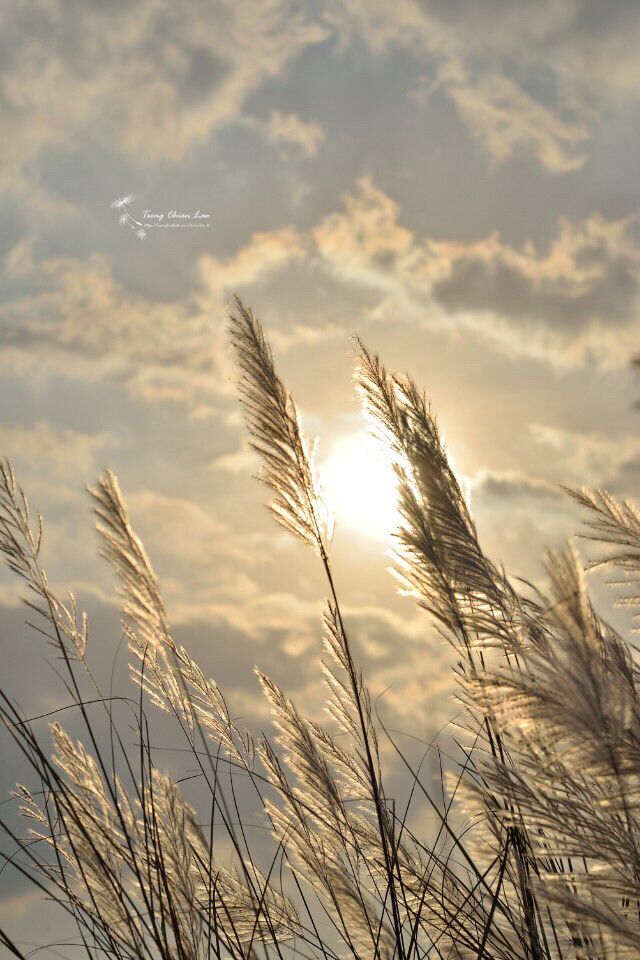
[355,343,536,661]
[86,469,297,945]
[90,469,256,766]
[231,302,532,960]
[229,297,412,958]
[567,487,640,631]
[459,542,640,958]
[88,469,171,649]
[0,456,297,957]
[0,459,88,659]
[2,298,640,960]
[228,294,333,554]
[356,342,549,959]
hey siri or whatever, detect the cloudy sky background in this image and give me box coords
[1,0,640,949]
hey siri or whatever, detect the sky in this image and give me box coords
[1,0,640,950]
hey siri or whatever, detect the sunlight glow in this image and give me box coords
[320,432,401,542]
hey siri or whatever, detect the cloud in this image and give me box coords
[0,421,115,482]
[312,178,414,283]
[430,214,640,336]
[323,0,640,171]
[0,225,308,419]
[199,226,306,294]
[324,603,455,723]
[309,179,640,367]
[161,588,450,737]
[265,110,325,157]
[470,469,561,503]
[0,888,42,920]
[122,487,270,614]
[468,440,640,596]
[447,73,588,172]
[5,0,635,197]
[468,468,577,583]
[0,0,328,193]
[530,423,640,487]
[0,252,233,415]
[197,593,449,727]
[209,442,258,475]
[1,179,636,427]
[109,501,451,727]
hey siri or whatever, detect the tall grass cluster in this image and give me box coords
[1,296,640,959]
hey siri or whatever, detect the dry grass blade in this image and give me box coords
[0,458,88,659]
[3,299,640,960]
[228,294,333,554]
[87,469,170,649]
[355,342,533,660]
[567,486,640,630]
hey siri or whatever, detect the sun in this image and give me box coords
[320,432,401,542]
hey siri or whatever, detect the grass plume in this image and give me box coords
[0,296,639,959]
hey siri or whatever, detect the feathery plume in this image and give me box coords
[228,294,333,554]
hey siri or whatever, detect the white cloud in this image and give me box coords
[0,226,309,419]
[5,0,636,196]
[1,179,636,431]
[0,252,232,416]
[322,0,640,171]
[0,0,328,192]
[122,487,272,615]
[265,109,325,157]
[209,442,258,475]
[448,73,588,172]
[530,424,640,486]
[0,421,115,481]
[469,468,577,585]
[199,226,307,294]
[0,888,42,920]
[309,179,640,367]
